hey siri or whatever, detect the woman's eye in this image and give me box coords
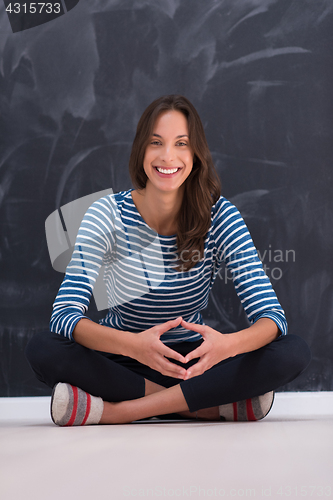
[177,142,188,147]
[151,141,161,145]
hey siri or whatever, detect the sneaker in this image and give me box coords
[51,382,104,426]
[219,391,275,421]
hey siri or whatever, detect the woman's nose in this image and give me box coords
[159,145,176,162]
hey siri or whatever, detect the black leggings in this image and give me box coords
[25,331,311,413]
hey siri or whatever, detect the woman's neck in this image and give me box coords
[131,184,184,236]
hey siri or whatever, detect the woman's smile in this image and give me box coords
[153,166,183,176]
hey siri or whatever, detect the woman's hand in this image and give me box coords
[129,317,188,379]
[181,319,237,380]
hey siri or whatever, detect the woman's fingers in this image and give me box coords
[159,359,187,379]
[183,355,210,379]
[148,344,186,378]
[133,317,190,376]
[138,317,218,378]
[160,343,187,364]
[157,316,183,333]
[180,319,207,336]
[154,317,188,364]
[183,345,205,364]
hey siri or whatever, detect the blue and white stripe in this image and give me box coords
[50,189,287,343]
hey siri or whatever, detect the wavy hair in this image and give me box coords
[129,95,221,271]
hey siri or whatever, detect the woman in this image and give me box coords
[26,95,311,426]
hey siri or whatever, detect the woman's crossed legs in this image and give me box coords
[25,331,311,424]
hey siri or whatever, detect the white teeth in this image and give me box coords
[156,167,179,174]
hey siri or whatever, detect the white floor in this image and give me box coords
[0,393,332,500]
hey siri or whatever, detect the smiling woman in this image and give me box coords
[25,95,311,426]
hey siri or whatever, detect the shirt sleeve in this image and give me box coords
[212,197,288,336]
[50,196,115,339]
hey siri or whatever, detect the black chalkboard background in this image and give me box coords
[0,0,332,396]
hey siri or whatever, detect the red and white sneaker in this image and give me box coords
[51,383,104,426]
[219,391,275,421]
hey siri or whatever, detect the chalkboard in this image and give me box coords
[0,0,332,395]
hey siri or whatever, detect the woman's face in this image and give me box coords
[143,110,194,194]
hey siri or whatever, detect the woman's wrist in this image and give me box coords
[73,318,136,356]
[220,332,240,359]
[228,318,279,357]
[118,330,140,358]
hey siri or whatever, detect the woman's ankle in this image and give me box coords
[99,401,122,424]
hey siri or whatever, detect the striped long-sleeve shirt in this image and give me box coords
[50,189,287,343]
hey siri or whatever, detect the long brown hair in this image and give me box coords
[129,95,221,271]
